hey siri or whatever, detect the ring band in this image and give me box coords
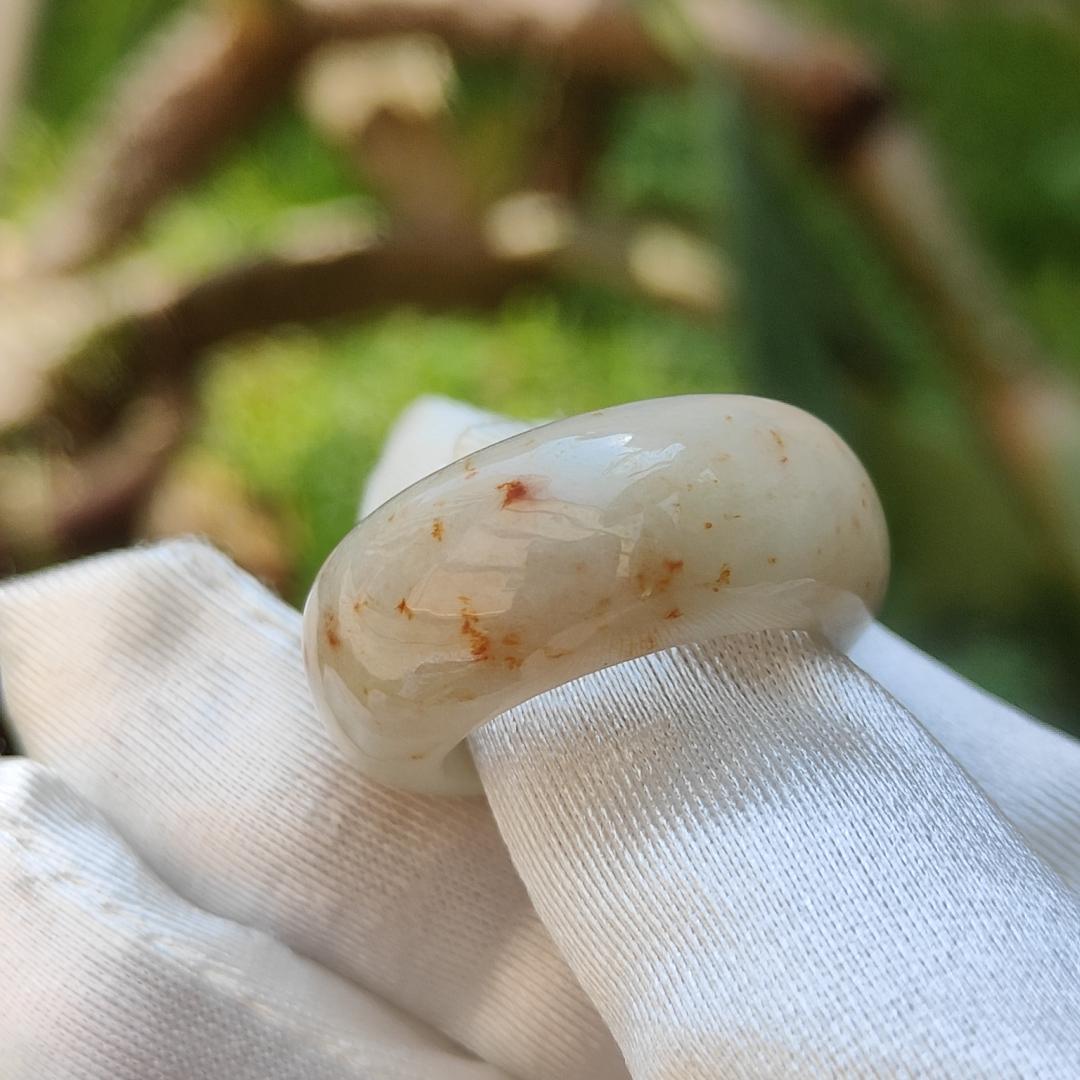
[303,395,889,795]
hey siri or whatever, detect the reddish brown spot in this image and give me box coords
[431,519,445,541]
[504,656,524,670]
[767,555,778,566]
[575,561,586,573]
[468,634,491,661]
[497,479,530,508]
[770,429,785,448]
[703,521,713,530]
[724,414,733,422]
[779,455,789,465]
[664,607,682,620]
[543,646,572,660]
[352,597,365,615]
[324,612,342,649]
[636,557,685,597]
[502,632,522,647]
[711,564,732,591]
[658,559,684,591]
[409,751,427,761]
[396,598,415,619]
[459,606,491,660]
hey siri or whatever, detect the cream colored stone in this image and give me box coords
[304,395,889,795]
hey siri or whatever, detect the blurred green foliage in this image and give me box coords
[199,302,733,590]
[5,0,1078,731]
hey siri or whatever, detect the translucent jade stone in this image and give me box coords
[304,395,889,795]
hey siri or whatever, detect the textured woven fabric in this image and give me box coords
[848,623,1080,895]
[0,541,624,1080]
[473,639,1080,1077]
[0,759,511,1080]
[2,396,1079,1078]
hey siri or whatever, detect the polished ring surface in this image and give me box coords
[303,395,889,795]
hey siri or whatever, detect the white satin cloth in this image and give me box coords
[1,397,1078,1079]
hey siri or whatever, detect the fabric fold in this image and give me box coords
[0,758,512,1080]
[0,542,627,1080]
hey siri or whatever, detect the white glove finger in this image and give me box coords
[848,622,1080,893]
[471,636,1080,1078]
[0,547,626,1080]
[0,758,510,1080]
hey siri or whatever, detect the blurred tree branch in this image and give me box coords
[3,0,1078,609]
[843,123,1080,598]
[523,71,616,200]
[26,1,310,272]
[3,200,726,438]
[0,0,40,173]
[0,388,189,569]
[0,203,726,563]
[300,35,479,231]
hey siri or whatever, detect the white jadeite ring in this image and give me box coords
[303,395,889,795]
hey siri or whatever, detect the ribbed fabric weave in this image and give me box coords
[1,759,509,1080]
[472,636,1080,1077]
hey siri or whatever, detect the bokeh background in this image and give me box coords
[1,0,1078,736]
